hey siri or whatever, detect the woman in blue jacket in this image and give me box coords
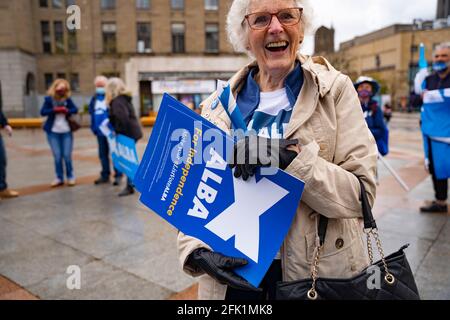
[354,76,389,156]
[40,79,78,187]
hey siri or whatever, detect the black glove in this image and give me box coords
[229,136,299,180]
[186,248,260,292]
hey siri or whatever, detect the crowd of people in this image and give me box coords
[37,75,143,197]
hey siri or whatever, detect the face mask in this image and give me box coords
[96,87,106,95]
[433,61,449,73]
[56,89,66,97]
[358,89,371,99]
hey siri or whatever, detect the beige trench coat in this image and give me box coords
[177,54,378,300]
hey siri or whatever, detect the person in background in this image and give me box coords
[105,78,143,197]
[419,42,450,213]
[0,100,19,200]
[354,76,389,157]
[383,103,393,125]
[89,76,123,186]
[40,79,78,187]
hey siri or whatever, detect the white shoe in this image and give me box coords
[51,180,64,188]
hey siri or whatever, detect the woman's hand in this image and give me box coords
[186,248,260,292]
[229,136,299,180]
[53,106,68,114]
[4,125,13,137]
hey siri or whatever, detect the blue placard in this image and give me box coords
[100,120,140,181]
[135,94,305,287]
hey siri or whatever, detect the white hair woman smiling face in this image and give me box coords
[227,0,313,54]
[227,0,313,92]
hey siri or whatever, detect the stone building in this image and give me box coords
[0,0,249,117]
[328,24,450,109]
[314,26,335,55]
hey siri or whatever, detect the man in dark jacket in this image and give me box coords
[89,76,123,185]
[107,79,143,197]
[0,99,19,200]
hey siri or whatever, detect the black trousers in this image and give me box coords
[225,260,282,301]
[428,138,448,201]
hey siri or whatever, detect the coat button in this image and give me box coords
[319,143,327,151]
[335,238,344,249]
[204,113,210,118]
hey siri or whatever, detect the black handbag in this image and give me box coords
[275,179,421,300]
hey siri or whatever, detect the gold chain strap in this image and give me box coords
[371,229,395,285]
[307,245,322,300]
[307,228,395,300]
[366,231,374,265]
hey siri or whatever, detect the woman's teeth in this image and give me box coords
[266,41,289,52]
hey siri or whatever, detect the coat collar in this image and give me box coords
[224,54,341,138]
[236,62,304,122]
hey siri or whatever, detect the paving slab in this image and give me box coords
[28,260,173,300]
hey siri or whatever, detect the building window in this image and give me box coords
[171,23,185,53]
[137,23,152,53]
[70,73,80,92]
[57,73,66,79]
[40,0,48,7]
[205,0,218,10]
[136,0,150,9]
[101,0,116,9]
[171,0,184,10]
[54,21,65,53]
[68,31,77,53]
[205,23,219,52]
[102,23,117,53]
[44,73,54,89]
[41,21,52,53]
[52,0,63,8]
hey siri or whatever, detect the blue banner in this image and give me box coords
[421,89,450,179]
[135,94,305,287]
[100,120,140,181]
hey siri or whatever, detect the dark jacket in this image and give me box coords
[0,110,8,128]
[109,95,143,141]
[362,100,389,155]
[40,96,78,133]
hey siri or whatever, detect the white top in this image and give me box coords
[51,114,71,133]
[94,99,107,113]
[258,88,291,260]
[258,88,291,115]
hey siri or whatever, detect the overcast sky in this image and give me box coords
[300,0,438,54]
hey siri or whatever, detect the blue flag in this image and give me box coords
[135,94,305,287]
[421,89,450,179]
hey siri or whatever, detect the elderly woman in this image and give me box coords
[178,0,378,300]
[105,78,143,197]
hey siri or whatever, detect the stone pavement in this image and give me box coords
[0,112,449,300]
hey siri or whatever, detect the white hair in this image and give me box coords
[435,42,450,53]
[226,0,314,54]
[105,77,128,104]
[94,75,108,86]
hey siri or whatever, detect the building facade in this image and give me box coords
[328,24,450,109]
[0,0,249,117]
[437,0,450,19]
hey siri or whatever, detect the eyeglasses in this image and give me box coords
[244,7,303,30]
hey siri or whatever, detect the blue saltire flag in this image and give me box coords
[99,120,140,180]
[134,94,305,287]
[421,89,450,179]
